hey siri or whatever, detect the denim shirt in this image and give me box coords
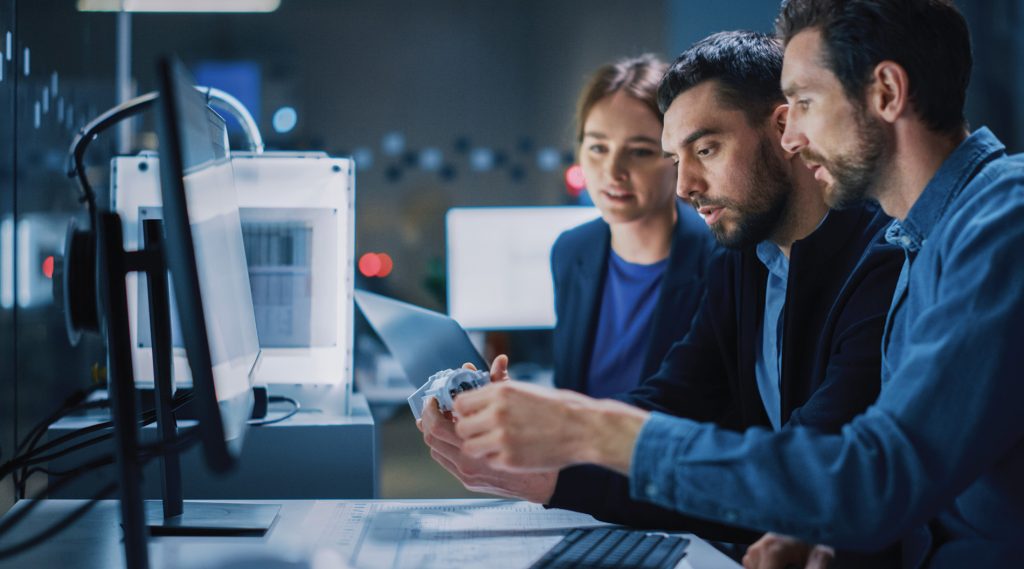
[629,128,1024,567]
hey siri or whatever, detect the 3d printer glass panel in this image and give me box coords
[241,207,338,348]
[136,206,337,350]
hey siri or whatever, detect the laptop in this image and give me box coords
[354,289,489,391]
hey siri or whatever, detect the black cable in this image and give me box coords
[14,433,115,472]
[248,395,300,426]
[20,453,116,480]
[137,425,200,457]
[14,391,95,456]
[16,399,109,459]
[4,392,194,489]
[10,392,194,498]
[66,91,159,232]
[17,421,114,469]
[16,425,195,496]
[0,422,199,555]
[0,389,253,558]
[9,396,106,499]
[7,392,192,472]
[66,87,263,234]
[13,399,112,499]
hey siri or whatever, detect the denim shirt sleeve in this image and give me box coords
[628,171,1024,552]
[630,413,696,512]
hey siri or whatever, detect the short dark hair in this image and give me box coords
[776,0,972,134]
[657,31,785,124]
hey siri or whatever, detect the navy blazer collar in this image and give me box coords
[572,198,702,278]
[564,198,708,392]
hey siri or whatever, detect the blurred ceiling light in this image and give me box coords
[78,0,280,12]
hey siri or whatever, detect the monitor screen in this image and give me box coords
[155,56,261,472]
[445,206,600,330]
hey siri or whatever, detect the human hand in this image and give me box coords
[743,533,834,569]
[452,381,648,474]
[417,397,557,503]
[462,354,510,384]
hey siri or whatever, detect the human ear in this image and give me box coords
[868,61,909,124]
[772,103,789,135]
[771,104,800,160]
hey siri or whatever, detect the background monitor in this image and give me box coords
[445,206,600,330]
[155,56,261,472]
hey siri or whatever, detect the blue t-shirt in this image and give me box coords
[584,249,669,398]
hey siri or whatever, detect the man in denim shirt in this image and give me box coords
[450,1,1024,566]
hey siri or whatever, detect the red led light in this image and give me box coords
[359,252,395,278]
[358,253,382,278]
[377,253,394,278]
[564,164,586,197]
[42,255,54,279]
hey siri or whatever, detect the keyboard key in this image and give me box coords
[530,528,690,569]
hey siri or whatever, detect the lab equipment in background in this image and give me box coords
[49,56,274,569]
[7,213,67,310]
[445,206,599,330]
[112,150,354,413]
[46,66,372,511]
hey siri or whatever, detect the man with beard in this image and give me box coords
[419,31,902,552]
[449,2,1024,567]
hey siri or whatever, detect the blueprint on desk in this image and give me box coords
[303,499,609,569]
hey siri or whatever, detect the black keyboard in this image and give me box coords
[530,527,690,569]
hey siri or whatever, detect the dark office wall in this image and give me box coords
[128,0,669,310]
[666,0,779,57]
[0,0,114,517]
[960,0,1023,153]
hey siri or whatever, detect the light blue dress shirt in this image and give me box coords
[754,242,788,431]
[628,128,1024,568]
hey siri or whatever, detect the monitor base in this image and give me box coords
[145,501,280,536]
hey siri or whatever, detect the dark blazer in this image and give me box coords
[548,204,903,548]
[550,198,718,395]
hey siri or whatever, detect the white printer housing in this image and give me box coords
[112,151,355,412]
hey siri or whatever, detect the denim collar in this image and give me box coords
[755,240,789,281]
[885,127,1005,252]
[755,211,829,279]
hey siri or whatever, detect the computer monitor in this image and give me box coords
[154,56,261,473]
[445,206,600,330]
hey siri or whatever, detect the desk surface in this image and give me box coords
[0,499,741,569]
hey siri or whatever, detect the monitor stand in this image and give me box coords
[137,218,280,537]
[96,214,279,568]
